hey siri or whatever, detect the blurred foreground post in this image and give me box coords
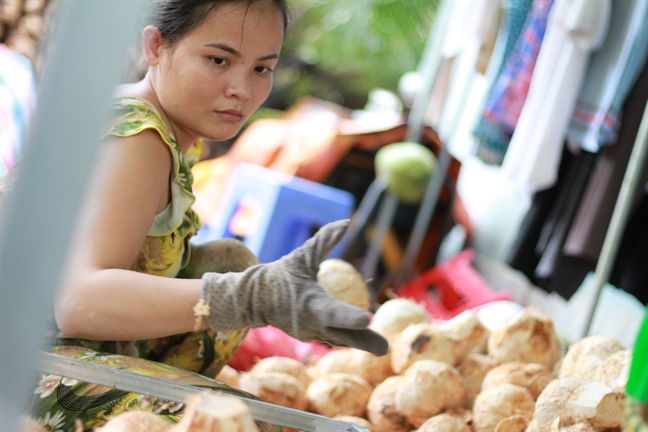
[0,1,148,429]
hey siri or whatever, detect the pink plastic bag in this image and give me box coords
[228,326,331,371]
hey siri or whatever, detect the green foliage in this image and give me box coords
[269,0,439,110]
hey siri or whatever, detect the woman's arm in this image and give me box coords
[55,129,208,341]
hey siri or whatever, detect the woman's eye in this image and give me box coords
[212,58,227,66]
[255,66,273,74]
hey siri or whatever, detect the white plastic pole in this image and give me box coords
[583,99,648,337]
[0,1,149,428]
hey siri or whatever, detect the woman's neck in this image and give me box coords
[113,74,199,153]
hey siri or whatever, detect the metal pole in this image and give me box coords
[405,0,451,144]
[360,191,399,280]
[398,147,453,283]
[341,177,387,259]
[583,99,648,337]
[0,2,149,428]
[392,0,453,285]
[39,353,367,432]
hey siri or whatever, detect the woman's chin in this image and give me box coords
[203,127,242,142]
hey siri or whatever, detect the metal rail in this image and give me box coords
[39,352,367,432]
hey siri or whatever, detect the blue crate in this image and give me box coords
[193,162,355,263]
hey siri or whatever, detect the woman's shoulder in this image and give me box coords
[107,95,174,147]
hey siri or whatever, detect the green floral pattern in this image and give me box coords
[31,346,279,432]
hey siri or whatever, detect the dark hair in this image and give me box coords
[152,0,289,45]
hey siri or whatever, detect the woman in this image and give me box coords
[31,0,387,428]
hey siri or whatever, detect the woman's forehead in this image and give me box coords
[189,1,284,45]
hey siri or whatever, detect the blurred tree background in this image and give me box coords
[266,0,440,111]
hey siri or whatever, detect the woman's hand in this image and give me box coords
[200,220,389,356]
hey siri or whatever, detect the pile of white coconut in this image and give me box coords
[226,296,632,432]
[42,259,632,432]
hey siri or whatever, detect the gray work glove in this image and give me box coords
[200,220,389,356]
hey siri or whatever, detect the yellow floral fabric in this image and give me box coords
[109,97,203,277]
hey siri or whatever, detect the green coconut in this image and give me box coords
[375,142,437,204]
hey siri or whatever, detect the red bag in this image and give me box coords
[395,249,511,320]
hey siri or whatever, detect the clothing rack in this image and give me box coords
[404,0,648,340]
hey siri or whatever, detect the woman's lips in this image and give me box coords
[216,110,243,123]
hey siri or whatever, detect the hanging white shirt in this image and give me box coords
[501,0,610,193]
[566,0,648,152]
[435,0,499,146]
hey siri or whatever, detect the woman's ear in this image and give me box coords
[142,25,165,67]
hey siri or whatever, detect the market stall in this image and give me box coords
[1,0,646,431]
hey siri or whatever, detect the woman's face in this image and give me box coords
[153,1,284,144]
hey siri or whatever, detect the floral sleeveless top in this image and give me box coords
[31,98,260,431]
[109,97,202,277]
[54,97,207,358]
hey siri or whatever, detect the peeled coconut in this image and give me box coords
[369,298,430,342]
[308,347,392,386]
[317,259,370,309]
[353,348,393,386]
[494,415,531,432]
[239,372,307,411]
[438,309,490,358]
[593,349,631,392]
[472,383,535,432]
[308,349,355,379]
[444,407,474,425]
[174,391,258,432]
[333,415,377,432]
[528,377,624,432]
[215,364,240,388]
[394,359,464,428]
[391,323,462,373]
[487,306,562,369]
[476,300,525,332]
[347,348,393,386]
[249,356,310,389]
[481,361,554,400]
[548,416,596,432]
[306,373,372,418]
[457,352,500,409]
[366,376,411,432]
[559,334,624,380]
[417,413,472,432]
[98,411,170,432]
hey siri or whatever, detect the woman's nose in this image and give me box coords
[225,71,252,101]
